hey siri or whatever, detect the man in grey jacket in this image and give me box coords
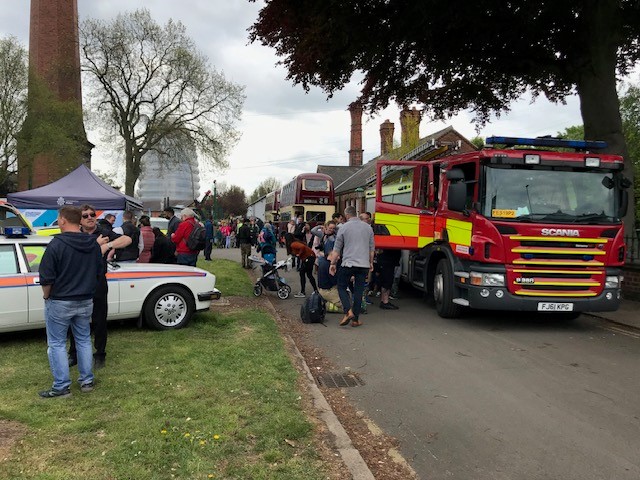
[328,206,374,327]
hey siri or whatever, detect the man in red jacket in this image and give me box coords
[171,208,199,266]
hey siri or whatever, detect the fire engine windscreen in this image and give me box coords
[482,167,617,223]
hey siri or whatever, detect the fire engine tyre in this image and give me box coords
[277,284,291,299]
[144,285,194,330]
[433,258,463,318]
[253,283,263,297]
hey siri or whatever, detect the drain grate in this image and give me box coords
[316,372,365,388]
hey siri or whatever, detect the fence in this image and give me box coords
[626,232,640,265]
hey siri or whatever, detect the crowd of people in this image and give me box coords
[37,204,399,398]
[282,207,402,328]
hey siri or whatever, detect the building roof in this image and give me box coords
[316,165,362,188]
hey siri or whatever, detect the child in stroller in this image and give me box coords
[250,244,292,299]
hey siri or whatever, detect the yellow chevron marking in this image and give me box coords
[514,291,598,297]
[375,212,419,237]
[513,259,604,266]
[446,219,472,246]
[509,236,608,243]
[512,247,606,255]
[513,269,604,274]
[522,281,600,287]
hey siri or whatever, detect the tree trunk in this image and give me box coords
[124,142,136,197]
[576,0,635,232]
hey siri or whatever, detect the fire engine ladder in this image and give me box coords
[399,139,462,162]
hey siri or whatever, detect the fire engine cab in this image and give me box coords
[373,136,630,318]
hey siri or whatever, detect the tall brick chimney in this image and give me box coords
[18,0,90,190]
[400,107,421,149]
[348,101,364,167]
[380,120,394,156]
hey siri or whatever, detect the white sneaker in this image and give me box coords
[294,292,306,298]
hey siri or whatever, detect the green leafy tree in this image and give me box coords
[619,83,640,226]
[249,176,282,203]
[81,9,245,196]
[218,185,248,219]
[556,126,585,141]
[250,0,640,226]
[0,37,28,194]
[470,136,485,150]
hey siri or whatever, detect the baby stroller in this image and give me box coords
[250,245,292,299]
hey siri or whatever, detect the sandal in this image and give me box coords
[339,313,354,326]
[351,320,363,327]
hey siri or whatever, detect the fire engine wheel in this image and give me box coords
[253,283,263,297]
[433,258,463,319]
[277,284,291,299]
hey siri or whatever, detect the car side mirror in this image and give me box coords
[447,182,467,212]
[619,190,629,217]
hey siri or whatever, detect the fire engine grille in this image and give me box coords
[508,235,607,297]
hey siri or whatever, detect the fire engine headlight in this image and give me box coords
[605,275,623,288]
[470,272,505,287]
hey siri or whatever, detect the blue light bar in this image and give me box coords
[1,226,31,236]
[486,136,607,150]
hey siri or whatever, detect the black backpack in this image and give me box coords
[300,291,326,324]
[186,223,207,251]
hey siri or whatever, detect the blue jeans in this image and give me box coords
[337,266,369,320]
[177,253,198,266]
[45,299,94,390]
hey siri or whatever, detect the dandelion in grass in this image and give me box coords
[199,440,206,446]
[184,433,191,438]
[208,475,215,479]
[213,434,220,440]
[160,429,167,435]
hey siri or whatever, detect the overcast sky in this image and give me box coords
[1,0,590,198]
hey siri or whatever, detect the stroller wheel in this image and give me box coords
[277,284,291,300]
[253,283,263,297]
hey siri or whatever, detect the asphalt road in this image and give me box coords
[216,247,640,480]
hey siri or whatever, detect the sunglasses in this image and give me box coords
[82,212,97,219]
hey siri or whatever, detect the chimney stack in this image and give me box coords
[18,0,90,190]
[400,107,421,149]
[348,101,364,167]
[380,120,394,156]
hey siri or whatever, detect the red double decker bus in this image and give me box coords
[278,173,335,226]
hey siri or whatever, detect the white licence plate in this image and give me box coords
[537,302,574,312]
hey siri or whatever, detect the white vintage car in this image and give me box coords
[0,227,220,333]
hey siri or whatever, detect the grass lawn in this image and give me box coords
[0,259,328,479]
[197,257,252,297]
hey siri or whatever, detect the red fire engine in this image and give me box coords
[373,136,630,318]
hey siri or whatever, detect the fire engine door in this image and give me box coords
[373,161,435,250]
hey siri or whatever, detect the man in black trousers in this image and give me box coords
[68,204,132,369]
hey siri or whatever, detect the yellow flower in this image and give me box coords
[199,440,206,446]
[184,433,191,438]
[208,475,214,479]
[213,434,220,440]
[160,429,167,434]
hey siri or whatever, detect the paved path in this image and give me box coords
[211,247,640,479]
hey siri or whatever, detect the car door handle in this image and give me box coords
[33,278,40,285]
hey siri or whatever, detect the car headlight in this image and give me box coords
[605,275,623,288]
[470,272,505,287]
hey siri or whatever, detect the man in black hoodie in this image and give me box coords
[68,204,132,370]
[38,206,104,398]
